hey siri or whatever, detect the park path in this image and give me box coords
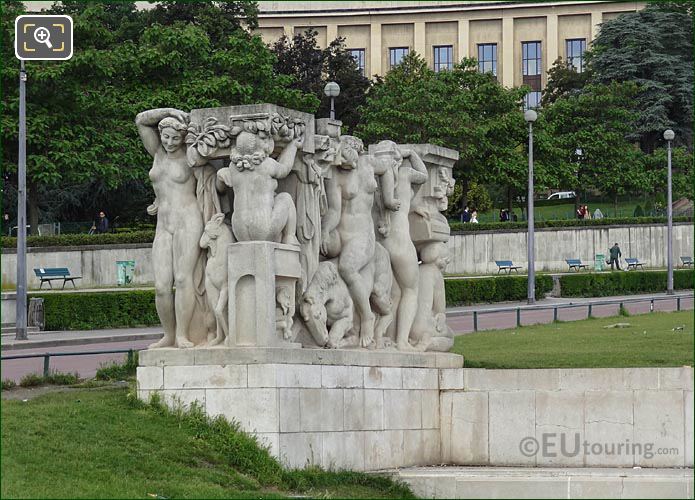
[1,292,692,383]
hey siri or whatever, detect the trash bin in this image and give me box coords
[594,254,606,272]
[117,260,135,286]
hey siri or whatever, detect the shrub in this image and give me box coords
[96,352,139,381]
[1,230,155,248]
[32,290,158,330]
[559,270,693,297]
[1,379,17,391]
[445,275,554,306]
[449,216,691,232]
[633,205,644,217]
[18,371,79,387]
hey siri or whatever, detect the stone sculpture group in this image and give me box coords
[136,104,458,352]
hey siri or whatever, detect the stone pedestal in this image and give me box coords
[137,348,463,471]
[227,241,301,347]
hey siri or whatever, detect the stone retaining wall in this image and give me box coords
[3,223,691,287]
[440,367,694,468]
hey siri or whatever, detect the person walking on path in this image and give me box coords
[608,242,622,270]
[461,206,471,223]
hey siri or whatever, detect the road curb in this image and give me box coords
[1,332,162,352]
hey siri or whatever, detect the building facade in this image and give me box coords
[257,1,646,104]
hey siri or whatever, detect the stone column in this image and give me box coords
[457,19,469,62]
[414,21,426,58]
[590,11,603,43]
[370,22,382,76]
[546,13,558,70]
[502,17,514,88]
[283,25,294,39]
[326,23,338,45]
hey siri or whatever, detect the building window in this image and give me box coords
[522,41,542,110]
[349,48,366,76]
[433,45,453,72]
[524,91,542,110]
[566,38,586,72]
[477,43,497,76]
[389,47,409,68]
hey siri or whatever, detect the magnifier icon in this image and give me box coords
[33,27,53,49]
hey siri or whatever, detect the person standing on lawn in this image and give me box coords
[608,242,622,270]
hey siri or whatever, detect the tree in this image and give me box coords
[271,29,370,132]
[540,82,649,215]
[541,57,590,107]
[356,53,561,213]
[1,1,318,231]
[587,2,693,152]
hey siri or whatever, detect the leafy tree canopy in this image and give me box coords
[587,2,693,152]
[271,29,370,132]
[2,1,317,229]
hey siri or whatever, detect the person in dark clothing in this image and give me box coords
[95,211,110,234]
[608,242,622,270]
[461,206,471,223]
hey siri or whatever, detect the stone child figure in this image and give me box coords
[216,128,301,245]
[410,242,454,352]
[136,108,210,349]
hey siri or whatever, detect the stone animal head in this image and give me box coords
[420,242,450,272]
[200,213,230,257]
[158,116,188,154]
[300,261,340,345]
[276,286,293,315]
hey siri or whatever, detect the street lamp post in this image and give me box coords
[323,81,340,120]
[664,129,675,295]
[524,109,537,305]
[15,60,28,341]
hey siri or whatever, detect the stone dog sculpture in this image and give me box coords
[199,213,234,346]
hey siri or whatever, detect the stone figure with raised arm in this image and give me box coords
[320,135,396,347]
[372,141,428,350]
[136,108,208,348]
[216,126,301,245]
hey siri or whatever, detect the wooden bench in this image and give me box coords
[566,259,588,272]
[33,267,82,289]
[624,258,645,271]
[681,256,693,268]
[495,260,522,274]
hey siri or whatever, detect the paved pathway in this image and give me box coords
[1,292,692,383]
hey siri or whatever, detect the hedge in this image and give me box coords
[445,275,554,306]
[449,216,692,232]
[2,230,155,249]
[559,270,694,297]
[33,290,158,330]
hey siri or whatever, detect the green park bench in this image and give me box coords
[624,258,645,271]
[565,259,589,272]
[681,256,693,268]
[495,260,522,274]
[33,267,82,289]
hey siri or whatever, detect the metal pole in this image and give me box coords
[667,140,674,295]
[527,121,536,304]
[15,60,28,341]
[330,97,335,120]
[473,311,478,332]
[43,354,50,377]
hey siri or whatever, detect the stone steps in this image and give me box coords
[390,466,694,499]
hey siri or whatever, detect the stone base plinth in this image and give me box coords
[137,347,463,471]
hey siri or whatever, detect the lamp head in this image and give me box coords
[524,110,538,123]
[664,129,675,141]
[324,81,340,97]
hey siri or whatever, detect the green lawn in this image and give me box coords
[451,310,694,369]
[1,387,412,499]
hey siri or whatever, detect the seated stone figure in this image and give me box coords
[216,128,301,245]
[410,242,454,352]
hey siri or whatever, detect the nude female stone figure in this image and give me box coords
[321,136,394,347]
[136,108,205,348]
[372,141,428,350]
